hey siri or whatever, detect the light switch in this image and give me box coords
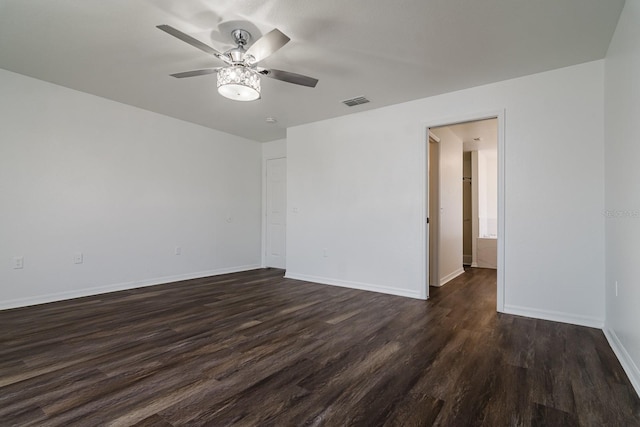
[13,256,24,269]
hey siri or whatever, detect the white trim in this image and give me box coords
[603,327,640,397]
[285,272,423,300]
[435,267,465,287]
[0,264,262,311]
[420,128,428,299]
[496,111,506,312]
[421,109,506,311]
[503,304,604,328]
[428,131,441,142]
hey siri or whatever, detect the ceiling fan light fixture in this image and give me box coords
[157,25,317,100]
[217,66,261,101]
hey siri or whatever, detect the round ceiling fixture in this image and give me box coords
[217,65,261,101]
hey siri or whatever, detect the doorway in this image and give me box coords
[423,112,504,312]
[448,118,499,269]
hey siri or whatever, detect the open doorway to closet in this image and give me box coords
[449,119,498,269]
[425,113,504,311]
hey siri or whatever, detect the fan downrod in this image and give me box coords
[231,29,251,47]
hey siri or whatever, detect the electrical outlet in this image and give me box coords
[175,246,182,255]
[615,280,619,297]
[323,248,328,258]
[74,252,83,264]
[12,256,24,269]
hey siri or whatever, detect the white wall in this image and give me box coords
[477,150,498,237]
[286,112,426,298]
[430,127,464,285]
[288,60,605,326]
[262,138,287,160]
[0,68,262,309]
[604,0,640,394]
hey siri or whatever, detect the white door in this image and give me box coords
[265,157,287,268]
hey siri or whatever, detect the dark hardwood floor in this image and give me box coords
[1,268,639,426]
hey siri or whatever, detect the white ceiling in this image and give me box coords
[0,0,624,142]
[444,119,498,152]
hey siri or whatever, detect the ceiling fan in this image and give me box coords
[157,24,318,101]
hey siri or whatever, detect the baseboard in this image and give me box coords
[0,264,262,311]
[603,327,640,397]
[434,268,465,287]
[284,272,423,300]
[503,304,604,328]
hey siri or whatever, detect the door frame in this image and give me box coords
[427,131,440,288]
[420,109,505,313]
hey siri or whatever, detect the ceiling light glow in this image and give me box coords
[217,66,260,101]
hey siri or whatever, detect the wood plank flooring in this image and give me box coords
[1,268,639,426]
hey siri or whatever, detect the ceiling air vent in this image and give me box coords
[342,96,370,107]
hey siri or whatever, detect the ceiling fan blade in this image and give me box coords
[157,25,231,64]
[262,68,318,88]
[245,29,290,63]
[170,68,220,78]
